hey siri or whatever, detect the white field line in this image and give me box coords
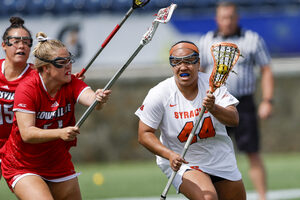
[96,188,300,200]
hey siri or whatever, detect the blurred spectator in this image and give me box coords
[57,23,83,59]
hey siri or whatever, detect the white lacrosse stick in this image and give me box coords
[77,0,151,77]
[75,3,177,128]
[160,42,240,200]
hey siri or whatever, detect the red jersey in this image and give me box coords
[1,70,89,181]
[0,59,33,149]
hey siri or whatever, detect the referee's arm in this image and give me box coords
[259,64,274,119]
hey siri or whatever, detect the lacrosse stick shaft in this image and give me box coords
[76,3,177,128]
[160,106,206,200]
[75,44,144,127]
[77,8,134,77]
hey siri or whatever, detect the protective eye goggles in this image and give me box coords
[35,53,75,68]
[5,36,33,48]
[169,52,199,67]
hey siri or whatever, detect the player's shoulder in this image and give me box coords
[154,76,174,89]
[18,70,39,88]
[68,74,88,89]
[198,71,210,81]
[24,63,35,75]
[148,77,175,99]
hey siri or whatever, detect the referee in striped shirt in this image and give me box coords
[199,2,274,200]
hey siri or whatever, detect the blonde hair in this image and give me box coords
[32,32,66,72]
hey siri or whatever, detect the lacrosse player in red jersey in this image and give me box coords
[0,17,35,179]
[1,32,111,200]
[135,41,246,200]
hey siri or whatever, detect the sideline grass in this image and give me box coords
[1,153,300,199]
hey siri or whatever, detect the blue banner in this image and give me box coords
[171,12,300,56]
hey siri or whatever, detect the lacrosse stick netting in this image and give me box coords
[160,42,240,200]
[209,42,240,92]
[142,3,177,45]
[133,0,150,9]
[75,3,177,128]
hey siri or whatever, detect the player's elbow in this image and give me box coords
[20,132,33,143]
[138,133,146,146]
[138,131,152,148]
[227,112,239,127]
[232,116,239,127]
[19,129,37,144]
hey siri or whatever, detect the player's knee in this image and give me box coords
[185,190,218,200]
[204,194,218,200]
[198,193,218,200]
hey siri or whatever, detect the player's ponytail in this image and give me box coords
[10,17,25,27]
[33,32,66,72]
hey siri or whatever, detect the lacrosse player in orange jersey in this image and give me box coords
[136,41,246,200]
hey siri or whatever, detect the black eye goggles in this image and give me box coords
[5,36,33,48]
[35,53,75,68]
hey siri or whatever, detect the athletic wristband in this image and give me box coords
[263,99,273,104]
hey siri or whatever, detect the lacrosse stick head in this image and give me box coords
[132,0,150,9]
[141,3,177,45]
[209,42,240,92]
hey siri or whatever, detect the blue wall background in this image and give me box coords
[171,12,300,56]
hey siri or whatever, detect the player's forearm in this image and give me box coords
[20,126,61,144]
[209,105,239,127]
[138,131,173,160]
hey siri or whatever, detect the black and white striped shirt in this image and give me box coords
[199,28,271,98]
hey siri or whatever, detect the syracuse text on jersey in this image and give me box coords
[174,107,208,119]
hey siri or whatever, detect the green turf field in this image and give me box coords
[1,153,300,200]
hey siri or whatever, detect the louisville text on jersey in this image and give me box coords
[0,91,14,101]
[36,104,71,120]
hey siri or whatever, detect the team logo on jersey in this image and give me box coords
[140,105,144,111]
[51,101,59,107]
[17,103,27,108]
[1,85,9,90]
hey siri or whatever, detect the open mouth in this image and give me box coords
[65,71,71,75]
[16,52,25,55]
[180,73,190,77]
